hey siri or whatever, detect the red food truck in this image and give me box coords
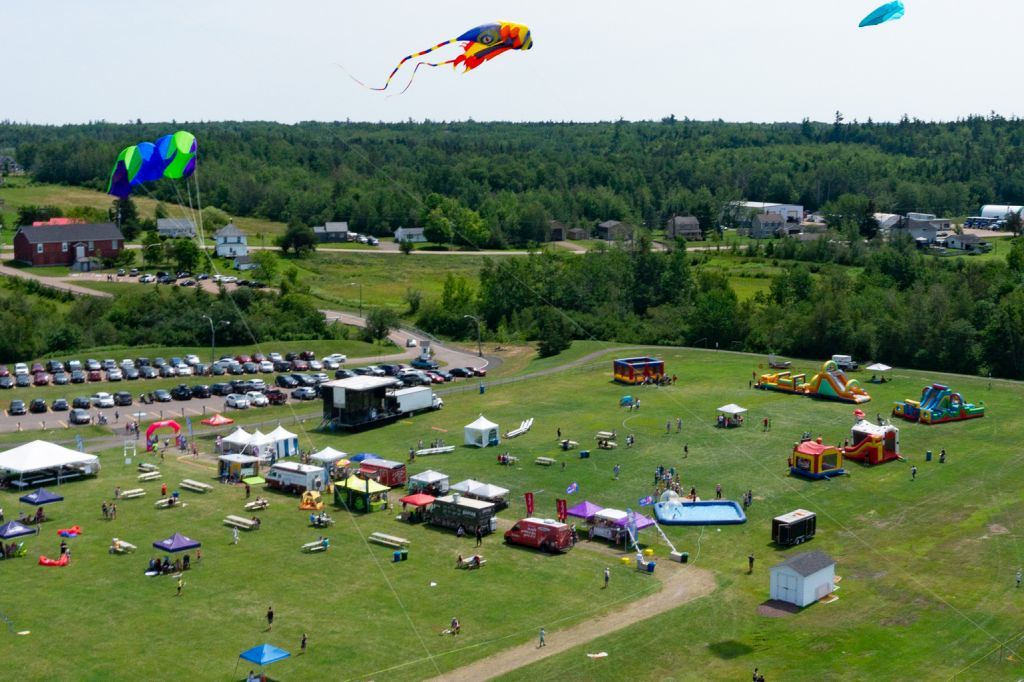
[504,517,574,553]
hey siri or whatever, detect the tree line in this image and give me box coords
[4,115,1024,246]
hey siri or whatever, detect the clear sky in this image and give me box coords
[6,0,1023,125]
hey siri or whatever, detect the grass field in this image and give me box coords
[1,344,1022,680]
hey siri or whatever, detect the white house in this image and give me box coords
[769,550,836,608]
[233,254,258,271]
[214,224,248,257]
[157,218,196,239]
[313,221,349,243]
[946,233,990,252]
[394,226,426,243]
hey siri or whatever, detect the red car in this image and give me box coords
[299,350,316,361]
[235,354,252,364]
[88,369,103,382]
[31,362,45,375]
[0,365,9,378]
[291,359,309,371]
[425,372,446,384]
[33,372,50,386]
[252,352,266,363]
[264,388,288,405]
[470,367,487,377]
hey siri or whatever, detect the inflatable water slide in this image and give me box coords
[892,383,984,424]
[758,361,870,404]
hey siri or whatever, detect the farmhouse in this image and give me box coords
[769,550,836,608]
[214,224,248,257]
[313,221,349,242]
[750,213,786,239]
[665,215,702,241]
[156,217,196,238]
[13,223,124,269]
[394,226,426,243]
[595,220,634,241]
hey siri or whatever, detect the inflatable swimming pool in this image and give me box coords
[654,500,747,526]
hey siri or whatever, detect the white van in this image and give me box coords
[265,462,326,494]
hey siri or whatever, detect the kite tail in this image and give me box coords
[398,58,459,94]
[357,38,459,92]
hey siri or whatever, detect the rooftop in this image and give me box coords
[773,550,835,577]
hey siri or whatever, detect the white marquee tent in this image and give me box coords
[0,440,100,483]
[268,425,299,458]
[464,415,499,448]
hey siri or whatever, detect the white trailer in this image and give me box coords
[392,386,443,415]
[265,462,325,494]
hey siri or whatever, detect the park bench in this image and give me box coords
[138,463,159,473]
[368,532,409,549]
[109,539,137,554]
[301,539,329,553]
[154,497,186,509]
[504,418,534,439]
[120,488,146,499]
[180,479,213,493]
[415,446,456,457]
[535,456,557,466]
[595,431,616,441]
[598,440,618,450]
[224,515,259,531]
[244,499,270,511]
[138,471,161,482]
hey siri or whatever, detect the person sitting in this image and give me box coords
[174,558,183,572]
[34,507,45,523]
[456,524,466,538]
[321,537,330,550]
[251,516,261,530]
[468,554,482,569]
[161,557,171,574]
[456,553,465,568]
[309,513,316,526]
[450,617,461,635]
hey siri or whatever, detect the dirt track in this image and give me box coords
[426,562,715,682]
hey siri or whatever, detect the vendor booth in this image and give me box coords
[408,470,450,495]
[222,427,254,454]
[152,532,200,553]
[335,475,390,513]
[0,441,99,489]
[268,425,299,458]
[567,500,604,523]
[309,447,349,482]
[461,482,510,510]
[398,492,435,522]
[716,404,747,428]
[464,415,500,448]
[429,493,498,534]
[201,413,234,427]
[589,508,628,544]
[359,458,407,487]
[219,454,259,482]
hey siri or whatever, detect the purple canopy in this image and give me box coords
[152,532,201,553]
[0,520,37,539]
[566,500,604,520]
[19,488,64,506]
[615,511,656,530]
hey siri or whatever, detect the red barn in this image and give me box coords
[13,223,125,269]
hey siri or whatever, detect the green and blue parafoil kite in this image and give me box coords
[107,131,197,198]
[859,1,905,28]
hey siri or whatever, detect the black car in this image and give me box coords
[273,360,292,372]
[0,376,13,389]
[51,398,69,411]
[136,357,151,367]
[434,370,454,382]
[140,366,159,379]
[230,379,256,393]
[69,369,86,384]
[189,384,211,398]
[8,399,26,415]
[153,389,172,402]
[378,364,402,376]
[291,386,317,400]
[194,363,209,376]
[72,396,92,409]
[334,369,356,380]
[46,360,65,373]
[113,391,133,406]
[15,374,31,388]
[210,382,233,397]
[449,367,473,378]
[293,374,318,387]
[153,357,167,368]
[29,398,47,414]
[285,351,300,361]
[228,363,245,375]
[170,385,192,401]
[351,367,372,376]
[276,375,299,389]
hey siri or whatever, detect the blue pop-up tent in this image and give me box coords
[19,488,64,506]
[237,643,290,676]
[0,520,37,539]
[152,532,200,553]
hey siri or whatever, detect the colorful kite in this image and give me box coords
[107,131,197,197]
[353,21,533,93]
[859,1,905,27]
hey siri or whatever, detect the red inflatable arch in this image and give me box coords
[145,420,181,441]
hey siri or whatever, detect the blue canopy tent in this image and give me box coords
[0,520,37,539]
[152,532,200,553]
[349,453,376,463]
[237,643,290,676]
[19,488,64,506]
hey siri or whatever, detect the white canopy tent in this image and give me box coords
[309,447,348,467]
[464,482,510,503]
[0,440,100,483]
[408,470,449,495]
[268,425,299,458]
[451,479,486,495]
[865,363,892,372]
[716,404,747,428]
[247,430,277,462]
[221,427,253,452]
[464,415,500,448]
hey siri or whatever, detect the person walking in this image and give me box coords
[232,527,239,545]
[538,627,546,648]
[613,463,620,480]
[683,443,688,458]
[666,419,671,434]
[266,606,274,631]
[748,553,755,574]
[676,417,682,433]
[603,566,610,589]
[557,427,561,439]
[176,576,184,596]
[635,398,640,411]
[1017,569,1022,588]
[911,465,918,481]
[475,526,483,547]
[715,483,722,500]
[301,632,308,654]
[245,483,251,499]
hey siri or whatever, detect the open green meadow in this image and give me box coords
[1,345,1023,680]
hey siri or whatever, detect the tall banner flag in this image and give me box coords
[524,491,535,515]
[566,482,579,495]
[556,498,568,522]
[626,507,638,543]
[186,417,194,438]
[75,434,84,453]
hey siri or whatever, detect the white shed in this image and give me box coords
[464,415,500,448]
[769,550,836,608]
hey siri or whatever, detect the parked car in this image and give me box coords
[159,366,177,378]
[135,357,151,367]
[0,376,13,389]
[50,371,69,386]
[273,360,292,372]
[276,375,299,389]
[228,363,245,375]
[31,362,45,374]
[411,357,439,370]
[176,365,194,377]
[449,367,473,378]
[139,274,156,283]
[153,389,172,402]
[102,359,117,371]
[170,385,193,401]
[14,363,28,376]
[153,357,167,368]
[425,371,446,384]
[210,363,227,376]
[0,365,9,377]
[226,393,250,409]
[124,367,140,380]
[70,369,86,384]
[210,383,233,397]
[406,338,418,348]
[235,354,252,364]
[259,360,274,373]
[334,369,356,379]
[15,374,31,388]
[29,398,48,414]
[264,388,288,405]
[9,399,26,415]
[268,352,283,362]
[72,396,92,409]
[66,359,83,372]
[69,408,92,425]
[299,351,317,361]
[85,359,102,371]
[252,352,266,363]
[190,384,212,399]
[184,354,201,366]
[307,359,323,371]
[246,391,269,407]
[51,398,70,411]
[113,391,133,406]
[310,373,329,384]
[33,372,50,386]
[291,374,318,387]
[291,359,309,371]
[470,367,488,377]
[46,360,65,373]
[88,369,103,382]
[242,362,258,374]
[193,363,209,376]
[106,368,123,381]
[140,366,159,379]
[378,364,403,377]
[91,392,115,408]
[434,370,454,382]
[291,386,317,400]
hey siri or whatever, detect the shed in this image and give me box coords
[408,470,450,495]
[313,221,349,242]
[769,550,836,607]
[595,220,634,241]
[566,227,589,240]
[547,220,567,242]
[358,458,407,487]
[464,415,500,448]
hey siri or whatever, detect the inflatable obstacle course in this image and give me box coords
[757,361,870,404]
[893,383,984,424]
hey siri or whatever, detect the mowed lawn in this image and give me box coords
[1,346,1023,680]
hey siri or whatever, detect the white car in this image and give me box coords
[185,354,201,366]
[308,359,323,370]
[268,352,283,362]
[323,353,347,365]
[140,274,156,283]
[405,338,418,348]
[250,379,267,391]
[120,358,135,369]
[259,360,274,373]
[14,363,28,376]
[176,365,194,377]
[225,394,250,409]
[91,392,115,408]
[106,368,123,381]
[246,391,269,407]
[221,276,238,284]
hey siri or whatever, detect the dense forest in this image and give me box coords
[3,115,1024,246]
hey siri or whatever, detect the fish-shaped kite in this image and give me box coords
[859,1,905,28]
[351,21,533,94]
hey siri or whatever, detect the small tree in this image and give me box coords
[399,238,414,255]
[141,231,163,267]
[171,238,201,273]
[277,221,317,256]
[1005,212,1023,236]
[404,287,423,315]
[536,307,572,358]
[251,251,280,283]
[362,307,399,345]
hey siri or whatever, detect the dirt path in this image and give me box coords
[426,563,715,682]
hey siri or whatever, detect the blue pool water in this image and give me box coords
[654,500,747,525]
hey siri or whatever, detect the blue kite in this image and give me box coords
[859,1,905,28]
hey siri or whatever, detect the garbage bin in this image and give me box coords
[393,550,402,563]
[579,450,590,459]
[479,383,486,394]
[401,548,409,561]
[681,552,689,564]
[647,561,656,573]
[926,450,932,462]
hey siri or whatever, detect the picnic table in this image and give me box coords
[138,471,161,482]
[138,463,159,472]
[224,515,260,531]
[180,479,213,493]
[535,456,557,466]
[415,446,456,457]
[368,532,409,549]
[154,497,186,509]
[244,498,270,511]
[302,538,330,553]
[120,488,146,499]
